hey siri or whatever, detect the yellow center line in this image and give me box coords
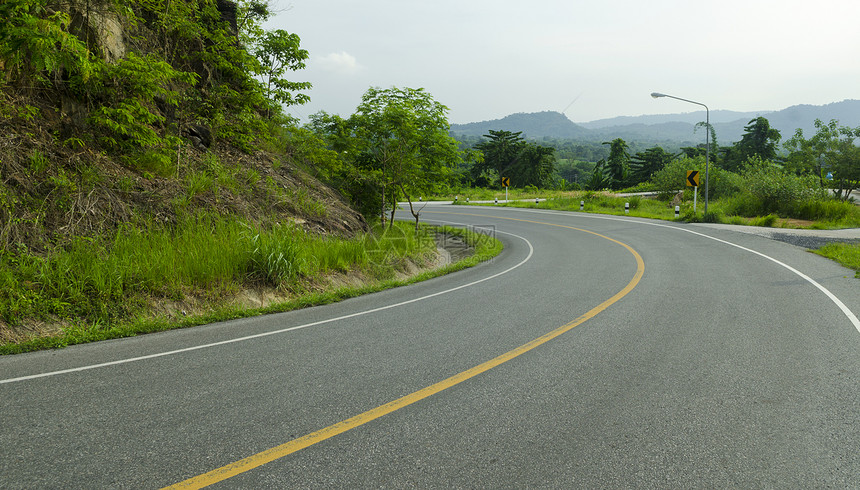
[164,214,645,489]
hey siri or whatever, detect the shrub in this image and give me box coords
[749,214,778,227]
[793,197,855,222]
[740,157,826,216]
[650,156,736,201]
[243,224,306,286]
[702,210,722,223]
[627,195,641,209]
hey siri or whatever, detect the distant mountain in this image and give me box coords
[578,109,769,128]
[761,100,860,138]
[450,100,860,146]
[449,111,590,139]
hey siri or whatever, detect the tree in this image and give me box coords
[828,136,860,201]
[629,146,674,185]
[511,143,555,188]
[347,86,460,227]
[472,130,556,188]
[602,138,630,189]
[473,130,525,184]
[252,29,311,117]
[679,123,718,165]
[722,117,781,172]
[555,160,594,189]
[585,160,610,190]
[783,118,860,198]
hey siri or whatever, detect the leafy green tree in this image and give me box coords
[1,0,313,156]
[511,143,555,188]
[629,146,674,185]
[252,29,312,117]
[471,130,555,188]
[784,118,837,180]
[473,130,525,184]
[555,160,594,188]
[828,137,860,201]
[602,138,630,189]
[585,160,610,190]
[318,87,460,226]
[0,0,94,88]
[87,52,197,172]
[784,118,860,201]
[679,121,719,168]
[722,117,781,172]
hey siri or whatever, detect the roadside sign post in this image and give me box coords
[686,170,700,212]
[501,177,510,202]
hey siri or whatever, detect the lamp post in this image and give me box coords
[651,92,710,214]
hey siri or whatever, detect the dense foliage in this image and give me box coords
[0,0,310,159]
[309,87,462,225]
[469,130,556,189]
[783,119,860,201]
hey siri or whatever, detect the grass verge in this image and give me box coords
[813,243,860,278]
[0,218,502,354]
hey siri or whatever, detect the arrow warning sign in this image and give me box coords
[501,177,510,187]
[686,170,700,187]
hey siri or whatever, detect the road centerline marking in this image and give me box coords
[164,215,644,489]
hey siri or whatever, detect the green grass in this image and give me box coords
[0,217,502,354]
[813,243,860,278]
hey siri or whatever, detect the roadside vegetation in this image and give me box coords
[814,243,860,278]
[0,220,502,354]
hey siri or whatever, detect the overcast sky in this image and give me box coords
[263,0,859,125]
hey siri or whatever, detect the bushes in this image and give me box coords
[650,156,730,200]
[645,154,860,225]
[712,158,828,218]
[739,158,825,215]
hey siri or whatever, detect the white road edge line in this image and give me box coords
[509,207,860,334]
[0,226,533,385]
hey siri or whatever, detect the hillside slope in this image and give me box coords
[0,0,365,255]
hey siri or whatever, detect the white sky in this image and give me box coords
[263,0,860,125]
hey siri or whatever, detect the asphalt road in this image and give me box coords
[1,206,859,488]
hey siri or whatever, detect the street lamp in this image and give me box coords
[651,92,710,213]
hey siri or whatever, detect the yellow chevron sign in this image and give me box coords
[686,170,700,187]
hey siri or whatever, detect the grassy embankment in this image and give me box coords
[0,218,502,354]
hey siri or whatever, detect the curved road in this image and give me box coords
[1,206,858,488]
